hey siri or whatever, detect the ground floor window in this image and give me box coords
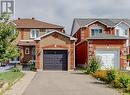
[25,48,30,54]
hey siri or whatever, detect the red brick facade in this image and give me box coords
[74,21,128,69]
[88,39,127,69]
[13,18,76,71]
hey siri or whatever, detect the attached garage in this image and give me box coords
[96,49,120,69]
[34,30,76,71]
[43,50,68,70]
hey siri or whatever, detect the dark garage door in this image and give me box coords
[43,50,68,70]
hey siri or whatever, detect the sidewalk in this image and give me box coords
[4,71,36,95]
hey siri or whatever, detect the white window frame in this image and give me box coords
[30,29,40,38]
[90,28,103,36]
[89,25,104,37]
[115,28,129,37]
[25,48,30,54]
[116,29,119,36]
[124,29,128,36]
[115,22,129,37]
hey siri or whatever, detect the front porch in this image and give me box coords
[20,46,36,64]
[18,40,36,70]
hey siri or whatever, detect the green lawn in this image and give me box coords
[0,71,24,85]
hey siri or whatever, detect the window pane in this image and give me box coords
[25,48,29,54]
[91,29,95,36]
[95,29,99,35]
[31,29,39,38]
[31,30,35,38]
[99,29,102,33]
[116,29,119,36]
[95,29,98,33]
[125,30,128,35]
[91,29,102,36]
[36,30,39,37]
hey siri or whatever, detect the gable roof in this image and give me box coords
[87,34,128,40]
[13,18,64,29]
[34,30,77,41]
[71,18,130,36]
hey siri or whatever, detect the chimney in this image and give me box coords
[18,18,20,20]
[32,18,35,20]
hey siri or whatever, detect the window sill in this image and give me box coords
[30,37,36,39]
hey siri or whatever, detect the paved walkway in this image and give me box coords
[4,71,36,95]
[22,71,120,95]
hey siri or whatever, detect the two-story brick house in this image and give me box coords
[71,18,130,70]
[10,18,76,71]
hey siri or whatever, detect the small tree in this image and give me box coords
[86,57,100,74]
[0,14,19,63]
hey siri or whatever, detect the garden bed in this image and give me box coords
[80,68,130,95]
[79,57,130,95]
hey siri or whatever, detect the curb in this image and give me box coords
[0,82,9,94]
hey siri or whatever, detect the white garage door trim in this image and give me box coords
[96,49,120,70]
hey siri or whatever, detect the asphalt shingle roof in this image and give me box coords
[13,18,64,29]
[71,18,130,36]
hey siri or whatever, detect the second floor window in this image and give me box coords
[116,29,119,36]
[30,29,39,38]
[124,30,128,36]
[116,29,128,37]
[91,29,102,36]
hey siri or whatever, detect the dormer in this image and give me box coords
[115,21,130,37]
[88,21,107,37]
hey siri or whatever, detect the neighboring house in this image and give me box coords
[10,18,76,71]
[71,18,130,70]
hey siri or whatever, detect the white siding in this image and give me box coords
[115,22,129,37]
[115,22,129,47]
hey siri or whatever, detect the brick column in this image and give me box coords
[35,41,40,69]
[69,42,75,70]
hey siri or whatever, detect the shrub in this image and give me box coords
[29,61,36,71]
[112,72,121,88]
[87,57,100,74]
[93,70,108,81]
[126,84,130,92]
[119,73,130,88]
[106,70,116,84]
[113,72,130,89]
[11,68,21,72]
[113,78,122,88]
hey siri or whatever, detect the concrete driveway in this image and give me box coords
[22,71,120,95]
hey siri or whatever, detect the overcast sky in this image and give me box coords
[15,0,130,34]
